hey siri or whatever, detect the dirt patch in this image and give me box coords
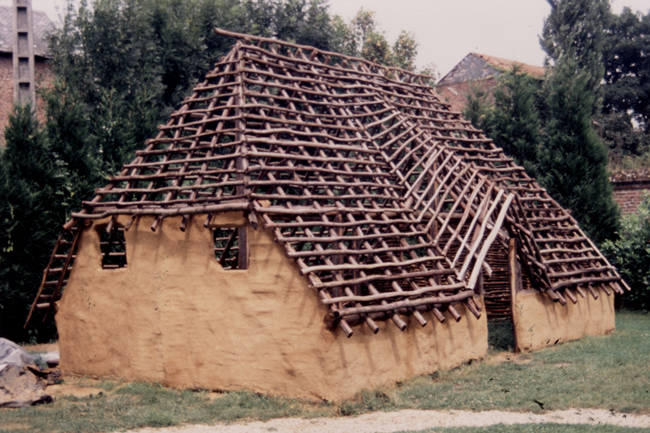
[553,363,572,368]
[207,392,227,401]
[46,384,104,398]
[1,424,31,431]
[485,352,532,365]
[121,409,650,433]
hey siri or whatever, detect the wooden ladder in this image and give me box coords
[24,222,81,327]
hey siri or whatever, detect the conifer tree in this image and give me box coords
[540,0,610,113]
[540,61,619,243]
[487,66,542,177]
[462,84,491,132]
[0,105,63,341]
[538,0,619,243]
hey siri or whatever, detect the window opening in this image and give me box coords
[213,228,240,269]
[99,226,127,269]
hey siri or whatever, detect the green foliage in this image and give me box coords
[271,0,334,50]
[44,81,102,216]
[543,1,650,169]
[599,7,650,166]
[536,0,620,242]
[462,83,491,131]
[330,8,422,72]
[361,30,392,66]
[486,66,542,177]
[602,7,650,133]
[463,66,542,177]
[48,0,173,175]
[540,0,610,113]
[0,105,63,341]
[602,193,650,310]
[539,60,619,243]
[597,112,650,165]
[392,31,418,71]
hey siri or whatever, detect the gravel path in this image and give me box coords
[124,409,650,433]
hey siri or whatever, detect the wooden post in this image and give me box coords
[237,226,248,269]
[235,49,249,270]
[508,236,522,352]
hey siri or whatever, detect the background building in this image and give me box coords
[0,4,54,143]
[436,53,544,113]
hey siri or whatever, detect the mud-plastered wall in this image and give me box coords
[512,289,615,352]
[56,213,488,401]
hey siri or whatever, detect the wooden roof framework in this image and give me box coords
[26,29,628,336]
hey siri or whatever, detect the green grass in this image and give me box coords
[0,312,648,433]
[339,311,650,415]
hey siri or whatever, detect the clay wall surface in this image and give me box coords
[56,213,488,401]
[512,289,615,352]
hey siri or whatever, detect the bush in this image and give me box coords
[602,192,650,310]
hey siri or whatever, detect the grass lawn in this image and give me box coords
[0,311,648,433]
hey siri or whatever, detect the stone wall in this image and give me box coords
[610,170,650,215]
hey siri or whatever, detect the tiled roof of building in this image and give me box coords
[438,53,544,86]
[0,6,54,57]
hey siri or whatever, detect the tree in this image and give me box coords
[0,105,64,341]
[330,8,419,71]
[602,7,650,132]
[273,0,334,50]
[44,81,102,217]
[539,60,619,243]
[540,0,610,112]
[537,0,620,243]
[462,83,491,132]
[392,31,418,71]
[597,7,650,165]
[486,66,542,177]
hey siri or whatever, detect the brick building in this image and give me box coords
[610,170,650,215]
[0,5,54,144]
[436,53,544,113]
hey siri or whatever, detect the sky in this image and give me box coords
[3,0,650,78]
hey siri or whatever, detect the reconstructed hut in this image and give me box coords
[26,29,627,401]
